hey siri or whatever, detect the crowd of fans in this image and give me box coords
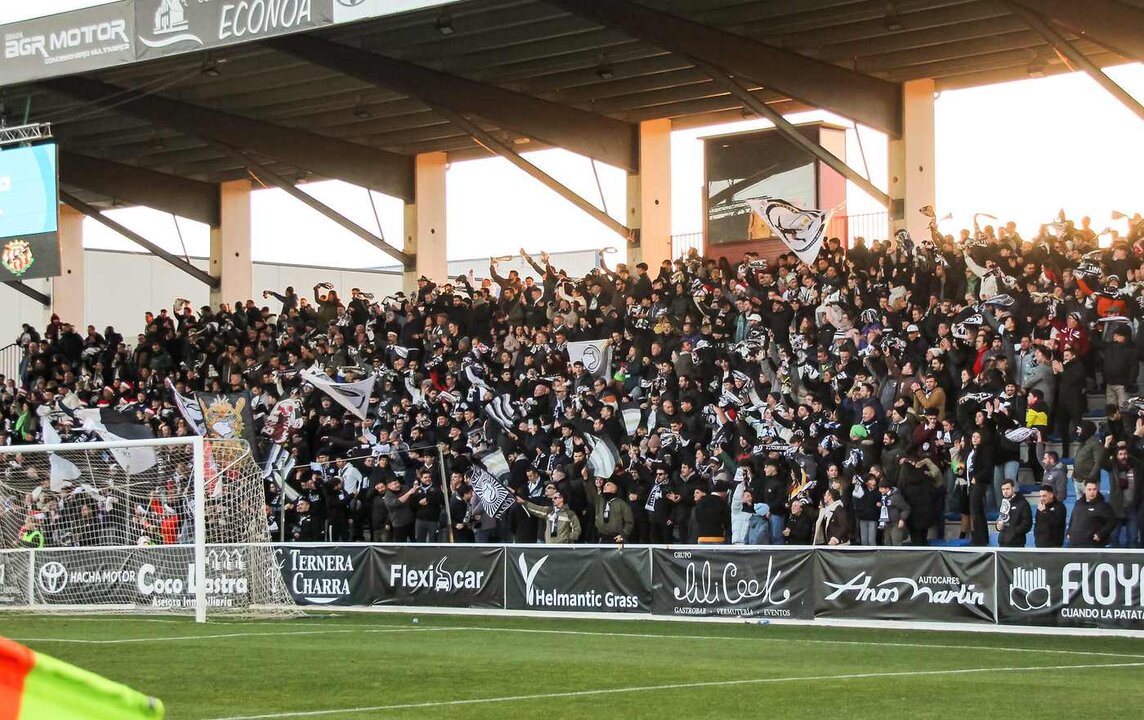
[5,209,1144,551]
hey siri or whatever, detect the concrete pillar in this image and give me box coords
[888,79,936,244]
[52,205,85,328]
[403,152,448,291]
[627,119,672,271]
[209,179,253,308]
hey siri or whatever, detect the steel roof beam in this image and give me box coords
[228,148,412,268]
[268,35,638,171]
[546,0,903,136]
[60,191,219,288]
[1007,3,1144,123]
[41,76,415,201]
[1012,0,1144,65]
[3,281,50,306]
[60,152,220,226]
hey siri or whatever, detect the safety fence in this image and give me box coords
[4,544,1142,632]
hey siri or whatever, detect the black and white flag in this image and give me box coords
[166,378,205,435]
[475,447,511,480]
[746,197,832,266]
[302,368,374,420]
[466,464,516,520]
[484,394,520,430]
[584,433,620,479]
[567,339,612,378]
[621,401,644,437]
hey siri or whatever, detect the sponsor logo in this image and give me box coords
[140,0,314,50]
[1062,562,1144,612]
[824,572,986,606]
[518,554,639,610]
[2,239,35,277]
[283,549,354,604]
[337,0,366,6]
[219,0,314,42]
[3,19,130,63]
[37,561,68,595]
[390,557,486,593]
[671,555,791,614]
[141,0,203,48]
[1009,566,1051,611]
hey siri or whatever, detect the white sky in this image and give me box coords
[5,3,1142,265]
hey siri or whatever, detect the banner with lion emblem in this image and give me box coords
[195,392,257,450]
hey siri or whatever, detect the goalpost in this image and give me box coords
[0,436,296,622]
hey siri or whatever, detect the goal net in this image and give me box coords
[0,437,297,621]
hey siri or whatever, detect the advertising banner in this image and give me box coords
[651,548,813,619]
[0,2,135,85]
[998,551,1144,631]
[369,545,503,608]
[505,547,650,613]
[815,549,995,623]
[275,545,371,606]
[135,0,333,60]
[0,551,30,606]
[333,0,454,25]
[32,545,253,611]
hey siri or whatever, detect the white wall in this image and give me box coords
[1,249,403,343]
[1,247,605,347]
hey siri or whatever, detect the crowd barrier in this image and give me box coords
[3,544,1143,632]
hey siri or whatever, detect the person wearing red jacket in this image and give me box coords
[1051,312,1090,358]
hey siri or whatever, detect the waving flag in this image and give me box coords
[466,464,515,520]
[0,637,164,719]
[567,339,612,378]
[746,197,832,265]
[165,378,205,435]
[584,433,620,479]
[301,369,375,420]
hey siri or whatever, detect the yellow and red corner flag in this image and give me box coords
[0,637,164,720]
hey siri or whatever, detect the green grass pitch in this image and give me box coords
[3,612,1144,720]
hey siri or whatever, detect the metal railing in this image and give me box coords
[0,343,21,387]
[671,232,703,259]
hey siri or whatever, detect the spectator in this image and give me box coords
[518,490,580,544]
[996,479,1032,547]
[1067,480,1118,548]
[1034,485,1067,548]
[813,488,850,546]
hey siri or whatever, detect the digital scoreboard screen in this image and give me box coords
[0,142,60,281]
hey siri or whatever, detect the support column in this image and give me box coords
[888,79,936,244]
[403,152,448,290]
[52,205,85,327]
[627,119,672,271]
[210,179,253,307]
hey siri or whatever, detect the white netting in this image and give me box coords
[0,438,298,618]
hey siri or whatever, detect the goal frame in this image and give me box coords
[0,436,209,623]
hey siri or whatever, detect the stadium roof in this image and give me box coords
[2,0,1140,216]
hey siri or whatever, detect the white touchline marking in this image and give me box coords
[8,627,458,645]
[10,623,1144,660]
[204,661,1144,720]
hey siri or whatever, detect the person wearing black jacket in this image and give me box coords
[411,468,445,542]
[1053,348,1087,457]
[966,430,994,546]
[362,480,390,542]
[448,484,475,543]
[1103,326,1136,411]
[783,499,815,544]
[1068,480,1119,548]
[996,479,1032,547]
[1034,485,1066,548]
[324,477,352,542]
[690,483,729,543]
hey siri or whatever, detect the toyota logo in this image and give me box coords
[38,561,68,595]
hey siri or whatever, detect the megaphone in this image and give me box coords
[1113,211,1128,221]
